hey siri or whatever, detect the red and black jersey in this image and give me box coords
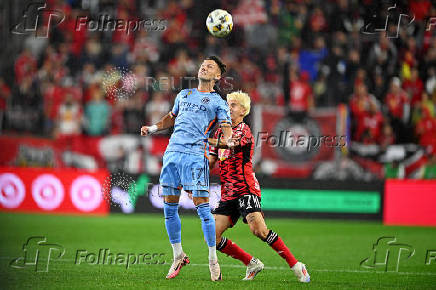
[210,122,261,201]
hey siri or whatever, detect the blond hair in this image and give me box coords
[226,90,251,117]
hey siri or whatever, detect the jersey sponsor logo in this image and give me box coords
[218,148,231,161]
[179,101,207,112]
[201,97,210,104]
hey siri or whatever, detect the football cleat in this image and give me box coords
[291,261,310,283]
[166,253,190,279]
[209,260,222,281]
[243,257,264,281]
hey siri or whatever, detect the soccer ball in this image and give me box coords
[206,9,233,38]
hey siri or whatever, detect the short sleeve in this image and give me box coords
[171,92,182,117]
[239,125,253,146]
[216,99,231,125]
[209,129,222,156]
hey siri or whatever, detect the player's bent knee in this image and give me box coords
[251,225,269,240]
[193,196,209,206]
[164,195,180,203]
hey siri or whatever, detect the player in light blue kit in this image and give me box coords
[141,56,234,281]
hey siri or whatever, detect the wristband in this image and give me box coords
[149,125,158,133]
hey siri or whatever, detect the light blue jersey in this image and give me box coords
[166,88,231,156]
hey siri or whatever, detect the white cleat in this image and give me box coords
[209,260,222,281]
[243,257,264,281]
[166,253,190,279]
[291,261,310,283]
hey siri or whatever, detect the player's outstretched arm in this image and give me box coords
[140,112,175,136]
[220,123,236,148]
[207,137,240,148]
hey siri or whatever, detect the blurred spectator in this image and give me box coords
[146,92,170,127]
[110,44,129,69]
[308,7,327,33]
[24,27,49,61]
[122,90,147,134]
[368,35,398,78]
[426,67,436,95]
[80,38,103,69]
[415,108,436,149]
[299,36,328,81]
[379,123,395,148]
[312,72,327,106]
[277,2,303,46]
[423,155,436,179]
[84,88,111,136]
[385,77,410,142]
[411,92,435,126]
[288,70,313,122]
[355,102,384,143]
[132,30,160,64]
[14,48,37,85]
[0,77,11,133]
[372,71,388,102]
[402,68,424,106]
[55,93,82,138]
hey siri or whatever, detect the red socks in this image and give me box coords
[265,230,298,268]
[216,237,252,265]
[216,230,298,269]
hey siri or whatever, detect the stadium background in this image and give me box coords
[0,0,435,289]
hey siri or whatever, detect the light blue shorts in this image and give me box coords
[159,151,209,197]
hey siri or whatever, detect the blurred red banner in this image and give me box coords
[384,179,436,226]
[260,107,338,178]
[0,167,109,215]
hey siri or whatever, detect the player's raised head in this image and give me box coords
[227,90,251,118]
[198,55,226,82]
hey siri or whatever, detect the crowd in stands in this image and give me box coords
[1,0,436,156]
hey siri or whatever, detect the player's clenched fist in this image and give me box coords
[140,125,158,136]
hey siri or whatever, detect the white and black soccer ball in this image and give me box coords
[206,9,233,38]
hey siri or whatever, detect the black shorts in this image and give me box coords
[212,194,262,227]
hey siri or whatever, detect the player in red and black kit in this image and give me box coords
[208,91,310,283]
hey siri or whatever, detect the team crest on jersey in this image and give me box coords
[218,148,230,161]
[201,97,210,104]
